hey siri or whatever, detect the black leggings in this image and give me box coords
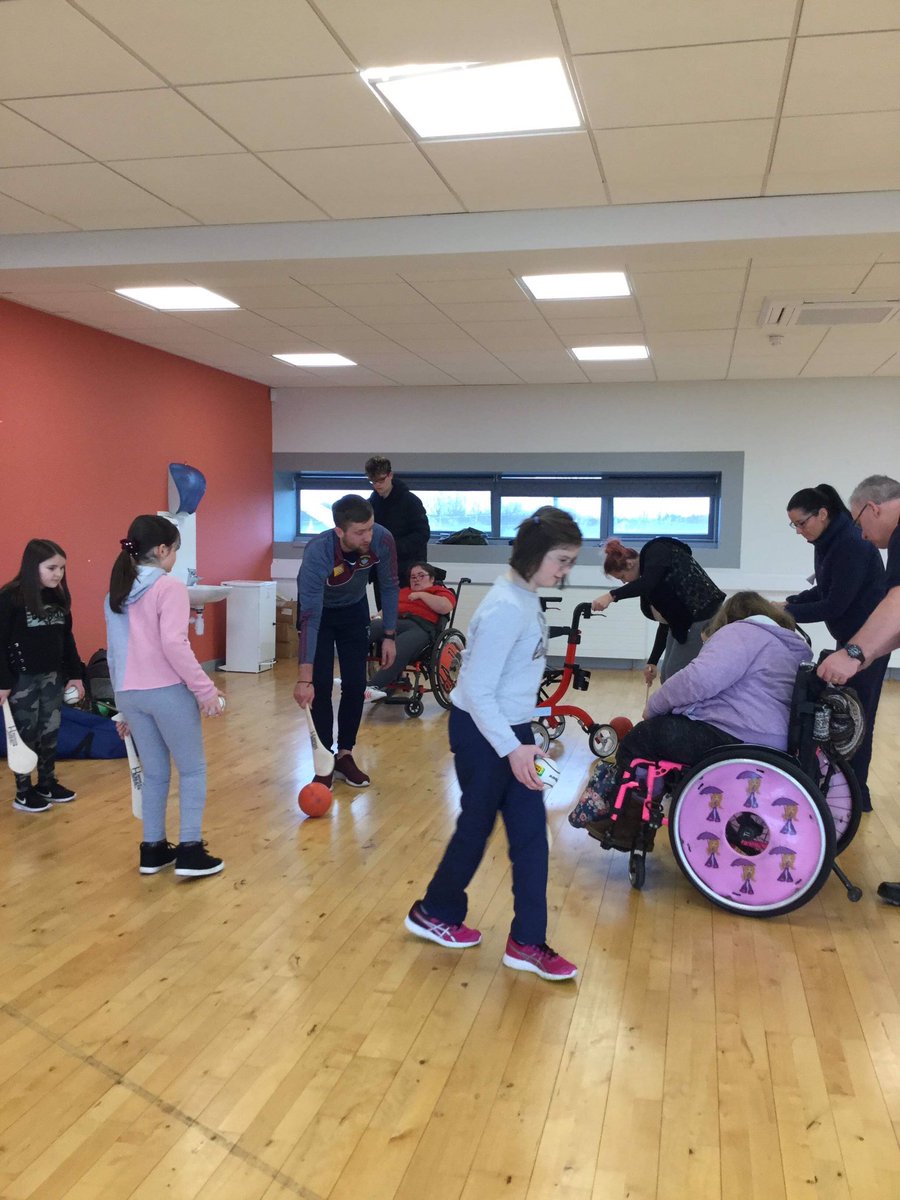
[616,714,739,774]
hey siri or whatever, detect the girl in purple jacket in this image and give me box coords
[105,515,225,878]
[571,593,810,843]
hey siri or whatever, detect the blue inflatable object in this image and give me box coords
[168,462,206,514]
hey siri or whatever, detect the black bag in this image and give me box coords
[439,527,487,546]
[85,649,116,707]
[56,707,126,759]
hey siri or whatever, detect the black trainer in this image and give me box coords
[174,841,224,877]
[12,787,51,814]
[139,841,177,875]
[34,780,77,803]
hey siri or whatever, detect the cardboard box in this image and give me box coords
[276,627,299,660]
[276,600,297,627]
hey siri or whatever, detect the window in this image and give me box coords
[295,472,720,542]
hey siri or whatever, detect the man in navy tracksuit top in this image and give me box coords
[294,495,399,789]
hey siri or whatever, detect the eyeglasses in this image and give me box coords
[852,502,872,529]
[408,573,431,583]
[788,514,815,530]
[368,475,388,485]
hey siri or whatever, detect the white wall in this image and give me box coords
[271,377,900,663]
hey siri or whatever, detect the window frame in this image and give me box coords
[294,470,721,544]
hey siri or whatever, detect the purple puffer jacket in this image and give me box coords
[645,616,811,750]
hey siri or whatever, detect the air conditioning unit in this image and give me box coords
[758,297,900,328]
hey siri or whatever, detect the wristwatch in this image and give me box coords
[382,630,396,639]
[843,643,866,665]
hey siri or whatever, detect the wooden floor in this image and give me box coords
[1,663,898,1200]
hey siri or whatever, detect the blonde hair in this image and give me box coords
[703,591,797,640]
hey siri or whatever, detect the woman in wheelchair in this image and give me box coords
[366,562,455,700]
[570,592,811,846]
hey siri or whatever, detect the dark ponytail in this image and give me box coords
[109,515,180,613]
[0,538,69,617]
[786,482,849,520]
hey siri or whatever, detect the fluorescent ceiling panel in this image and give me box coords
[572,344,649,360]
[521,271,630,299]
[362,58,580,138]
[274,352,357,367]
[116,286,238,310]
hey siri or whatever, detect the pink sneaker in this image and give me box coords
[503,936,577,981]
[404,902,482,948]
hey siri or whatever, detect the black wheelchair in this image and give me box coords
[367,576,469,718]
[585,660,866,917]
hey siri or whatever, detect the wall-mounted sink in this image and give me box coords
[187,584,232,608]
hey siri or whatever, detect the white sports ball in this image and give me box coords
[217,695,227,711]
[63,685,80,705]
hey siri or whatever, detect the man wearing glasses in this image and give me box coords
[819,475,900,907]
[365,455,430,601]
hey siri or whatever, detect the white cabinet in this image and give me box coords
[221,580,277,672]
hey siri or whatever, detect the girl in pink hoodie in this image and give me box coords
[105,515,225,878]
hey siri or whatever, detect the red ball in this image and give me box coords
[298,781,333,818]
[609,716,634,739]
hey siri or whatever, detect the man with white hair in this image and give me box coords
[819,474,900,906]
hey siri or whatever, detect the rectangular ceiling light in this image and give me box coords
[274,353,357,367]
[521,271,630,300]
[362,57,580,139]
[572,345,649,361]
[116,286,238,311]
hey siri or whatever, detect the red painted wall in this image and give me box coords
[0,298,272,664]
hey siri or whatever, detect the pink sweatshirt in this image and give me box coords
[105,570,217,703]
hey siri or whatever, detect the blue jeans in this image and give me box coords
[423,707,548,946]
[116,684,206,844]
[311,597,370,753]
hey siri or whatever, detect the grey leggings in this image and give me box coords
[116,684,206,844]
[659,618,711,682]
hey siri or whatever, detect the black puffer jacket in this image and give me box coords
[368,477,430,583]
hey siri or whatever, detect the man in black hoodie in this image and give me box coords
[365,456,430,603]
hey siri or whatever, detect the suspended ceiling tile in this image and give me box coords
[417,352,522,384]
[747,263,872,291]
[0,0,160,98]
[111,155,325,223]
[253,307,364,329]
[411,277,524,304]
[784,33,900,116]
[0,106,90,168]
[545,316,646,339]
[732,327,829,357]
[874,353,900,375]
[578,360,656,382]
[436,300,543,323]
[596,120,772,204]
[767,112,900,194]
[182,76,406,152]
[425,133,607,212]
[0,163,194,229]
[207,284,328,309]
[77,0,354,84]
[9,91,242,161]
[338,355,457,385]
[261,144,462,219]
[316,0,564,63]
[856,263,900,294]
[342,304,454,327]
[559,0,797,52]
[311,279,432,307]
[489,350,588,383]
[650,331,734,380]
[536,298,639,322]
[577,42,788,129]
[641,292,742,332]
[798,1,900,35]
[0,191,75,234]
[631,268,748,297]
[461,322,565,351]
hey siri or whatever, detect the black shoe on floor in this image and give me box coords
[877,881,900,906]
[12,787,52,813]
[34,780,77,803]
[139,840,177,875]
[175,841,224,877]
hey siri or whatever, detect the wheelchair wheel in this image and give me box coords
[429,628,465,709]
[589,724,618,759]
[530,721,551,752]
[815,749,862,856]
[405,695,424,718]
[668,746,836,918]
[628,850,646,890]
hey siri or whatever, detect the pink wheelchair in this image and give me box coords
[588,663,865,917]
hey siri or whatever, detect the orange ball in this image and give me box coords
[298,781,333,818]
[609,716,634,739]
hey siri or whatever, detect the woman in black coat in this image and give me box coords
[784,482,887,810]
[592,536,724,683]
